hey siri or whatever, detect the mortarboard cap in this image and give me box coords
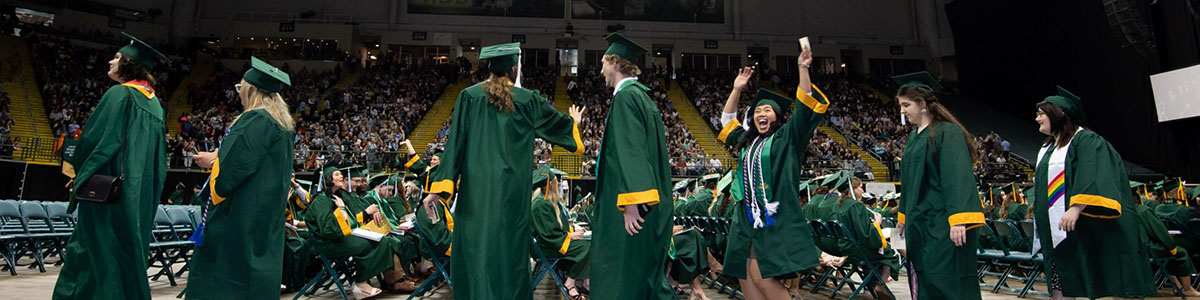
[479,42,522,73]
[1042,86,1087,126]
[891,71,943,91]
[753,88,790,114]
[243,56,292,93]
[118,32,169,70]
[604,33,647,65]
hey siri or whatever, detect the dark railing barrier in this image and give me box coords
[0,135,59,163]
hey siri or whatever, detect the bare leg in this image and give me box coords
[1180,276,1200,296]
[748,257,792,300]
[740,259,767,300]
[690,277,710,300]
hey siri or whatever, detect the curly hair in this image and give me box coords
[603,54,641,77]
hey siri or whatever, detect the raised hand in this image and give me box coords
[732,67,754,92]
[569,105,585,124]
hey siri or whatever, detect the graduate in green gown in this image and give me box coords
[282,175,315,293]
[714,47,828,299]
[53,32,168,300]
[186,57,297,300]
[1131,182,1200,296]
[420,42,585,300]
[826,173,899,296]
[530,166,592,297]
[590,33,675,300]
[167,182,186,205]
[363,173,422,292]
[891,72,984,300]
[1030,86,1153,299]
[305,167,414,299]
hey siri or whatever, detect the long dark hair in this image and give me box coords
[735,107,786,151]
[1037,102,1079,148]
[116,55,157,86]
[896,86,979,164]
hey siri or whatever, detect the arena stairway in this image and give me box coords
[164,52,215,137]
[548,76,585,177]
[409,78,472,154]
[763,84,891,181]
[666,79,736,171]
[1,36,56,165]
[316,68,364,112]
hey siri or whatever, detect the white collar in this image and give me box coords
[613,77,638,96]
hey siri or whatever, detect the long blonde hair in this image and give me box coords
[544,177,565,226]
[238,80,295,132]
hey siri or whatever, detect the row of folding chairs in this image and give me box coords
[974,219,1048,298]
[0,200,73,275]
[804,219,897,300]
[673,216,745,298]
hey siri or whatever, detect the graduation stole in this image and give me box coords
[732,134,777,228]
[121,80,156,99]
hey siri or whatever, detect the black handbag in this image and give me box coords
[75,174,123,203]
[73,96,130,204]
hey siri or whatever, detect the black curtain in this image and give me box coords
[947,0,1200,180]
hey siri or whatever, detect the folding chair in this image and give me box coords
[530,236,570,300]
[407,223,453,300]
[807,219,852,296]
[15,201,70,273]
[293,246,353,300]
[826,220,897,300]
[987,220,1045,297]
[148,207,193,286]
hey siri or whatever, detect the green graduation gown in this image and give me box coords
[897,122,984,300]
[532,195,592,278]
[716,84,828,279]
[669,229,709,283]
[1154,203,1199,254]
[53,82,166,300]
[416,196,452,259]
[590,79,675,300]
[186,109,295,299]
[427,83,583,300]
[1031,129,1154,298]
[992,203,1031,251]
[1136,204,1196,276]
[304,189,412,282]
[684,190,715,217]
[828,197,900,278]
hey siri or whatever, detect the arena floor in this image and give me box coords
[0,258,1189,300]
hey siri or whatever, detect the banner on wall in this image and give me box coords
[408,0,565,18]
[572,0,724,23]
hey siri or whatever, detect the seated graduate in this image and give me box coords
[1132,181,1200,297]
[825,172,899,298]
[303,166,418,298]
[531,165,592,299]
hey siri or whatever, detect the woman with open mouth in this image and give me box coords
[713,45,828,300]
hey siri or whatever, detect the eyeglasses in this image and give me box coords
[234,83,242,91]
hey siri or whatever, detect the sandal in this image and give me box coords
[352,285,383,300]
[567,286,588,300]
[390,279,418,293]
